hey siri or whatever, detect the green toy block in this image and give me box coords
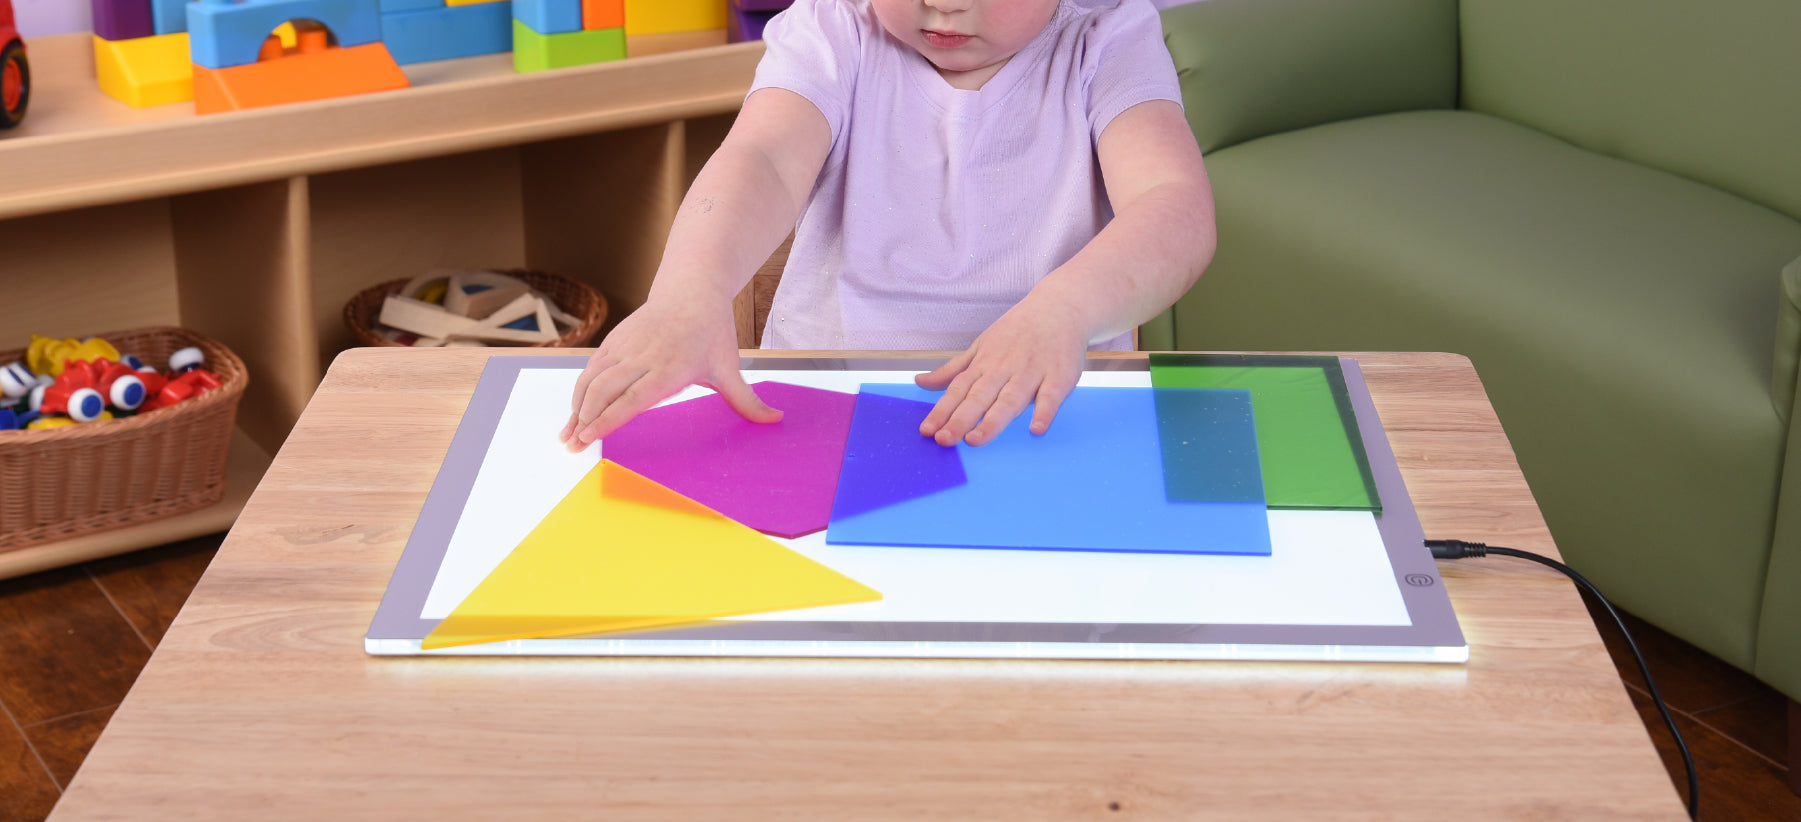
[512,20,625,72]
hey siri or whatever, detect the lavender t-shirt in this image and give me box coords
[749,0,1182,351]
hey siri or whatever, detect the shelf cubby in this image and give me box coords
[0,31,758,576]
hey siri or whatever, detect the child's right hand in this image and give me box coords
[559,298,780,451]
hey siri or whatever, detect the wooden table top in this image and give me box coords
[50,349,1684,820]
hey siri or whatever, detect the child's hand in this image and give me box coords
[559,299,780,451]
[914,301,1088,447]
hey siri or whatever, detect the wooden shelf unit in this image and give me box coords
[0,33,758,575]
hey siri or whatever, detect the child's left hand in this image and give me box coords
[914,300,1088,447]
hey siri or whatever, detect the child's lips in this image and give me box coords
[922,29,972,48]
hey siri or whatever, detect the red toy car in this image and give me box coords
[0,0,27,129]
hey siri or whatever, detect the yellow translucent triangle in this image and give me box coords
[423,460,880,649]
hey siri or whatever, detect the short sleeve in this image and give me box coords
[1080,0,1183,141]
[748,0,865,147]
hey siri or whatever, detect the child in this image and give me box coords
[561,0,1214,451]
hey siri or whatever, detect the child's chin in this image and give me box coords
[926,54,995,75]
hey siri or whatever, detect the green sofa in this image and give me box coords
[1142,0,1801,710]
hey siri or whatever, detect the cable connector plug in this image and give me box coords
[1424,538,1488,559]
[1422,536,1698,819]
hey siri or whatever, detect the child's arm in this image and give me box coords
[560,88,833,450]
[916,99,1215,447]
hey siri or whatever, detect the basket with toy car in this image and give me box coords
[0,326,247,551]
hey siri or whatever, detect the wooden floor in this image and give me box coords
[1,535,1796,820]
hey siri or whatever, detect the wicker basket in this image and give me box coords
[0,326,248,551]
[343,269,608,348]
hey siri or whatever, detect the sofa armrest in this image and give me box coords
[1763,255,1801,705]
[1164,0,1460,154]
[1138,310,1174,351]
[1774,255,1801,422]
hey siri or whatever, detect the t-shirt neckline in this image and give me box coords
[900,0,1066,116]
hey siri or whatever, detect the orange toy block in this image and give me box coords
[582,0,622,30]
[192,42,409,115]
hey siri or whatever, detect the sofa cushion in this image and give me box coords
[1460,0,1801,223]
[1167,109,1801,670]
[1161,0,1457,155]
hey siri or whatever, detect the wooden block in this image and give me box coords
[378,326,447,347]
[445,271,532,319]
[478,291,540,326]
[453,325,557,345]
[398,271,443,298]
[528,288,583,329]
[454,270,531,290]
[447,293,558,344]
[548,305,581,330]
[379,295,480,338]
[399,269,456,304]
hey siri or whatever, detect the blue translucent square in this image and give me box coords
[825,385,1271,556]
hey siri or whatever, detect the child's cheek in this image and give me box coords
[868,0,915,43]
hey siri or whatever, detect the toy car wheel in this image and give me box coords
[109,374,146,410]
[1,40,28,130]
[169,346,204,373]
[67,388,105,422]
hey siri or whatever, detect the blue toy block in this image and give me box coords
[151,0,188,35]
[187,0,384,69]
[512,0,580,36]
[381,1,510,64]
[379,0,439,12]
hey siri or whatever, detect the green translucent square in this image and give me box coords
[1149,354,1381,511]
[513,21,625,73]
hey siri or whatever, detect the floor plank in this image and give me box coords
[0,567,150,726]
[1628,688,1801,821]
[1581,591,1768,715]
[0,707,60,822]
[83,534,222,648]
[1692,688,1791,770]
[22,706,115,790]
[1790,701,1799,796]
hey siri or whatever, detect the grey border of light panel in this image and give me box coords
[365,356,1467,663]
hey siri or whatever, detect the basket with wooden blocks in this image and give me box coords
[344,269,607,348]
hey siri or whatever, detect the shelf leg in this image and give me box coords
[172,176,320,454]
[521,120,690,336]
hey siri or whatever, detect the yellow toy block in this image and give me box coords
[623,0,725,36]
[94,33,194,108]
[445,0,507,6]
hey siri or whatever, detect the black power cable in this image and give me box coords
[1424,539,1699,821]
